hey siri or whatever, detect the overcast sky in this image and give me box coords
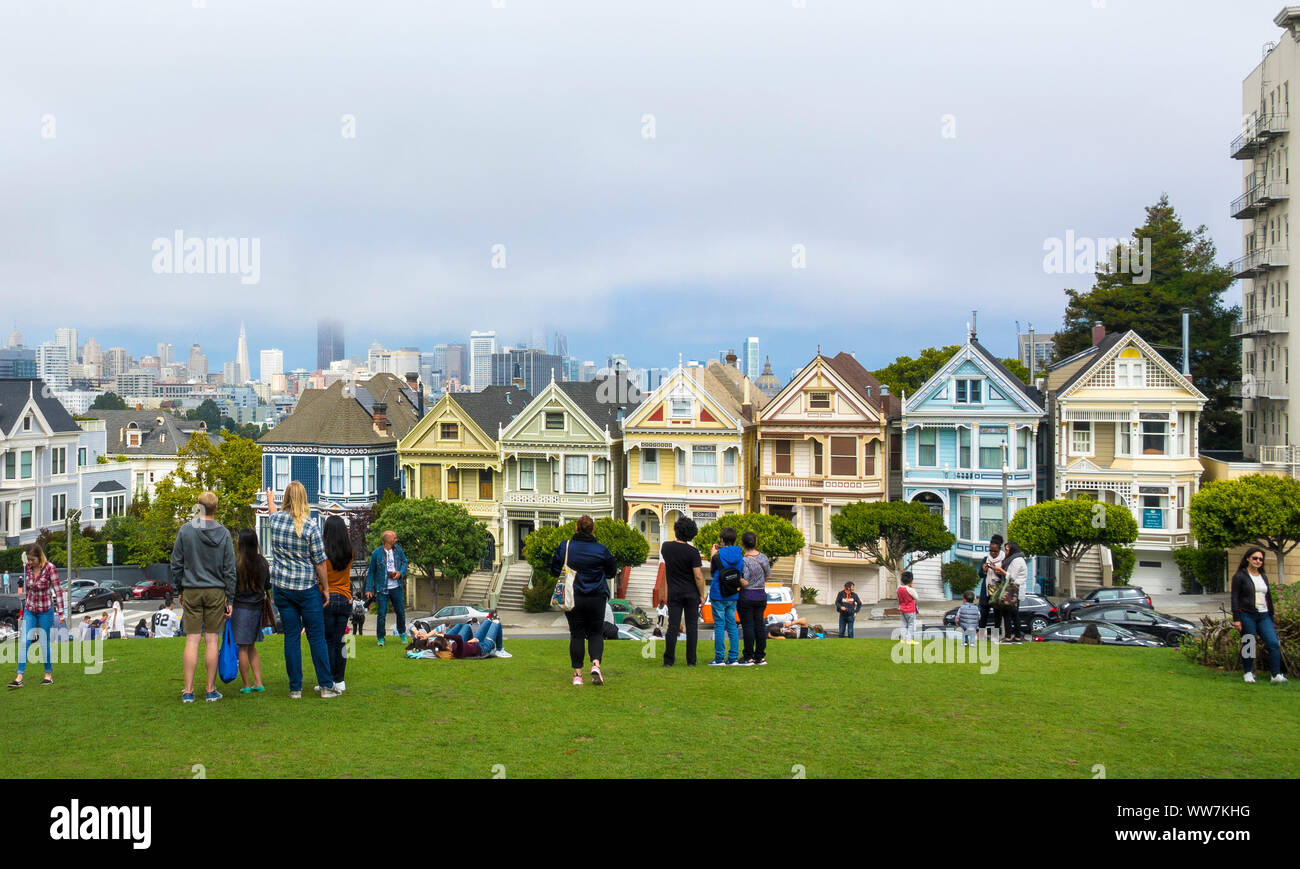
[0,0,1280,378]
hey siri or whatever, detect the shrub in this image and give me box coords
[695,513,804,566]
[1109,545,1136,586]
[941,560,980,595]
[1172,546,1227,594]
[800,586,819,604]
[524,577,557,613]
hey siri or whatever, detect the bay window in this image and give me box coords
[958,495,972,539]
[692,445,717,484]
[368,457,376,493]
[830,436,856,476]
[350,458,365,494]
[1016,428,1030,469]
[447,468,459,499]
[640,448,658,483]
[329,458,344,494]
[594,458,608,494]
[979,498,1003,541]
[479,470,493,500]
[274,456,290,491]
[774,440,791,474]
[917,428,937,466]
[565,456,588,493]
[812,439,823,475]
[978,427,1005,469]
[1140,414,1168,455]
[811,506,824,543]
[863,441,876,476]
[1070,421,1093,455]
[723,448,737,485]
[957,427,971,468]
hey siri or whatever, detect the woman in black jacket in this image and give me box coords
[549,515,618,686]
[1231,548,1286,683]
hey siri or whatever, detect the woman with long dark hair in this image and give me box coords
[320,515,354,692]
[1231,547,1286,684]
[7,544,65,688]
[549,515,617,686]
[233,528,270,693]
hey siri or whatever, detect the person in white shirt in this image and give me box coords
[151,602,178,638]
[102,601,124,639]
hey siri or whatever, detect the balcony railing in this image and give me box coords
[1231,178,1290,219]
[761,475,882,492]
[1230,113,1289,159]
[1259,444,1300,466]
[1231,312,1289,337]
[1230,247,1289,279]
[1232,378,1289,400]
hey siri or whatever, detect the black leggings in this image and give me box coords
[565,594,606,669]
[738,598,767,662]
[664,595,700,666]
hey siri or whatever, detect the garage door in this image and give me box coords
[1131,553,1177,594]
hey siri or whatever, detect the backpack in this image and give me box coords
[717,554,743,597]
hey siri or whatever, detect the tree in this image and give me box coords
[941,560,980,595]
[168,432,263,530]
[693,513,805,566]
[521,518,651,612]
[370,487,402,525]
[873,345,1030,399]
[1007,498,1138,598]
[90,392,127,411]
[830,501,955,585]
[1052,194,1239,449]
[366,498,488,611]
[45,528,99,575]
[1189,475,1300,583]
[187,399,223,433]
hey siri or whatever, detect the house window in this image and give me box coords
[640,449,658,483]
[3,452,13,479]
[479,469,493,500]
[917,428,937,466]
[979,427,1006,470]
[723,448,737,485]
[863,441,876,476]
[957,427,971,468]
[519,458,536,490]
[830,436,856,476]
[774,440,792,474]
[368,457,376,493]
[811,505,824,543]
[77,447,87,467]
[135,472,145,494]
[274,456,290,491]
[692,445,717,484]
[440,423,458,440]
[93,498,104,520]
[350,458,365,494]
[544,412,565,430]
[52,493,66,521]
[446,468,459,499]
[670,398,692,419]
[329,458,344,494]
[128,431,142,448]
[809,391,831,410]
[594,458,608,494]
[812,439,823,475]
[979,499,1004,542]
[955,379,982,404]
[19,451,32,480]
[1070,421,1093,455]
[1016,428,1030,469]
[1140,414,1168,455]
[958,495,972,539]
[20,500,32,531]
[676,449,686,483]
[51,447,67,476]
[1116,360,1145,388]
[109,495,124,517]
[565,456,588,493]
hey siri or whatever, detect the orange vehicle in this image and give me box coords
[701,586,796,626]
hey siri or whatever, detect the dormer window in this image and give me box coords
[128,432,142,448]
[809,392,831,410]
[954,379,982,404]
[23,415,32,432]
[545,412,565,430]
[670,398,692,419]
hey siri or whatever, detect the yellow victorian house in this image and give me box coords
[622,359,765,550]
[397,385,531,569]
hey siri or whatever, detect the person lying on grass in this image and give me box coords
[407,620,504,658]
[767,619,824,640]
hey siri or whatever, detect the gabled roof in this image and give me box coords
[1051,330,1208,402]
[259,373,419,447]
[86,409,217,455]
[825,352,897,416]
[0,378,79,435]
[904,340,1043,414]
[555,378,641,437]
[1049,332,1125,395]
[969,339,1043,408]
[452,386,532,442]
[90,479,128,493]
[689,360,767,423]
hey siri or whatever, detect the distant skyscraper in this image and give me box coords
[6,328,22,349]
[236,322,251,384]
[563,356,580,382]
[103,347,131,381]
[317,318,345,372]
[444,343,467,384]
[469,330,497,391]
[55,328,78,363]
[260,348,284,384]
[82,338,102,367]
[156,342,175,367]
[607,353,628,373]
[744,337,760,379]
[36,342,70,389]
[580,361,597,382]
[491,347,562,394]
[552,331,569,359]
[188,343,208,380]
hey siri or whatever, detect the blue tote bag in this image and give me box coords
[218,619,239,683]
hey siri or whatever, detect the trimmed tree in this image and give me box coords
[521,518,651,611]
[830,501,955,588]
[367,498,488,611]
[1007,498,1138,598]
[1189,474,1300,583]
[693,513,805,566]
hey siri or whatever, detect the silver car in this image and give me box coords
[412,605,492,631]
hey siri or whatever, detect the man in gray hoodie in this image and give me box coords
[169,491,237,702]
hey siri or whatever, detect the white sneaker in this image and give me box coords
[1243,672,1256,683]
[313,685,321,692]
[321,686,343,698]
[335,681,345,692]
[289,690,303,699]
[1271,674,1288,684]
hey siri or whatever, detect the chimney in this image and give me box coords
[725,349,739,368]
[742,378,753,421]
[372,401,388,431]
[1091,321,1106,346]
[405,371,424,420]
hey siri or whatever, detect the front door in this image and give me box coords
[516,521,534,559]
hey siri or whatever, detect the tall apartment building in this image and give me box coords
[1234,8,1300,463]
[317,318,345,372]
[157,342,175,367]
[187,344,208,381]
[35,342,70,389]
[469,330,497,392]
[744,336,760,379]
[260,348,284,384]
[1017,331,1056,377]
[54,328,78,363]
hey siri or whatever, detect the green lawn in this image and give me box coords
[1,635,1295,778]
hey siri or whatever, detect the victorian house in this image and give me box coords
[87,408,214,501]
[756,352,899,601]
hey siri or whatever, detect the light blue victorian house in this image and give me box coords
[900,333,1045,600]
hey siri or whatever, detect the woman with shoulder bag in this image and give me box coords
[997,542,1027,644]
[549,515,617,686]
[232,529,270,693]
[1232,547,1286,684]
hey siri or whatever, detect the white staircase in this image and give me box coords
[1069,548,1105,596]
[496,561,532,611]
[623,559,659,607]
[908,556,946,601]
[456,570,494,608]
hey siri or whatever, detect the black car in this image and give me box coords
[95,578,137,602]
[69,585,122,614]
[1057,586,1153,620]
[0,593,22,627]
[943,594,1061,634]
[1074,605,1194,647]
[1030,621,1165,647]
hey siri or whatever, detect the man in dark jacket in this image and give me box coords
[834,581,862,638]
[549,515,617,685]
[169,491,236,703]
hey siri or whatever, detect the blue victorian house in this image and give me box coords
[900,332,1045,600]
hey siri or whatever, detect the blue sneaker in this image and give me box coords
[707,660,727,667]
[205,690,222,702]
[181,692,195,703]
[377,638,385,647]
[401,633,409,644]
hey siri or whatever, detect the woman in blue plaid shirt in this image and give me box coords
[265,482,339,699]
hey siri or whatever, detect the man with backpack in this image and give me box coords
[708,527,743,666]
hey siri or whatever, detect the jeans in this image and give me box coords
[738,598,767,662]
[274,585,334,692]
[18,609,55,675]
[564,594,606,669]
[839,614,855,638]
[664,595,699,666]
[900,611,916,642]
[376,585,407,638]
[448,620,503,656]
[324,593,352,684]
[1240,610,1283,677]
[712,599,739,662]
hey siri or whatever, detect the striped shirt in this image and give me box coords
[266,511,326,591]
[24,561,66,621]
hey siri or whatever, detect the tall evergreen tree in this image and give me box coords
[1053,194,1240,450]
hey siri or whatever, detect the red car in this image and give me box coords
[131,580,175,600]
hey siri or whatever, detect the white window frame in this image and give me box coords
[329,458,345,495]
[594,458,608,494]
[274,456,290,492]
[691,445,717,484]
[676,448,686,483]
[640,448,658,483]
[77,446,87,467]
[564,455,588,493]
[1116,360,1145,388]
[670,398,692,419]
[808,391,831,410]
[19,450,32,480]
[367,457,377,493]
[916,428,937,467]
[518,458,536,490]
[52,492,66,521]
[1069,421,1093,457]
[544,412,565,431]
[954,378,983,404]
[350,457,365,495]
[722,447,737,485]
[957,426,971,469]
[20,499,32,531]
[51,447,67,476]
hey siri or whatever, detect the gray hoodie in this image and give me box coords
[169,520,237,604]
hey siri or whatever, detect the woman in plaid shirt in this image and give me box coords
[7,544,66,688]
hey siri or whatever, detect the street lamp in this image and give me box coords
[64,507,84,624]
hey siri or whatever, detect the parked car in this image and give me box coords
[1029,621,1165,647]
[71,579,98,591]
[1057,586,1153,620]
[615,624,655,641]
[1074,605,1194,647]
[609,599,652,628]
[942,594,1061,634]
[96,578,137,602]
[411,604,493,631]
[702,586,798,626]
[130,580,175,601]
[70,585,123,614]
[0,593,23,626]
